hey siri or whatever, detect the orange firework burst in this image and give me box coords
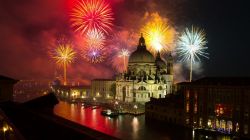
[141,13,176,55]
[51,44,76,85]
[53,44,76,66]
[70,0,114,35]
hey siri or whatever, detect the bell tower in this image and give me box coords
[166,52,173,75]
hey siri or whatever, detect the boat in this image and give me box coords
[91,106,100,109]
[101,109,119,117]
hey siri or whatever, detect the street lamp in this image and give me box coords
[134,105,138,114]
[3,126,8,140]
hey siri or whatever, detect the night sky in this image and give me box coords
[0,0,249,84]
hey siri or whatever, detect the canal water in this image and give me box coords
[54,101,232,140]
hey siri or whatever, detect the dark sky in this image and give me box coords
[0,0,250,84]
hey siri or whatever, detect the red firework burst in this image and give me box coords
[70,0,114,35]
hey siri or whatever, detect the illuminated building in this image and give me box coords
[179,77,250,138]
[145,77,250,138]
[91,79,116,99]
[53,85,90,100]
[116,35,173,103]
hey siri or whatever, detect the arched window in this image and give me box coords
[138,86,146,90]
[158,86,163,90]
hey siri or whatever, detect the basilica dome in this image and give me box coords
[128,35,155,63]
[129,48,155,63]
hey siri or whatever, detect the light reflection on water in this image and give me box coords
[54,101,233,140]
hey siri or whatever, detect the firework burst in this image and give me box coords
[141,13,176,55]
[81,46,107,64]
[70,0,114,35]
[176,26,208,82]
[51,44,76,85]
[118,48,130,72]
[85,29,105,48]
[80,28,107,63]
[107,31,137,72]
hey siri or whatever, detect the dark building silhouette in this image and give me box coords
[0,75,18,102]
[146,77,250,139]
[0,75,119,140]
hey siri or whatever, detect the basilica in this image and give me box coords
[116,35,174,103]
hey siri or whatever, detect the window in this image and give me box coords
[186,102,190,113]
[138,86,146,90]
[194,104,197,114]
[244,125,248,135]
[207,119,212,128]
[236,123,239,132]
[158,86,163,90]
[186,90,190,100]
[199,118,203,127]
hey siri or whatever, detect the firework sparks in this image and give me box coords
[176,26,208,82]
[141,13,176,55]
[52,44,76,85]
[118,48,130,72]
[107,31,137,72]
[81,47,107,64]
[85,29,105,48]
[81,29,107,63]
[70,0,114,35]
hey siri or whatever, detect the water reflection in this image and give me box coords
[54,101,233,140]
[132,117,139,140]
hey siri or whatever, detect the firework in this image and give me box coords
[141,13,176,55]
[107,31,137,72]
[80,28,107,63]
[118,48,130,72]
[52,44,76,85]
[85,29,105,48]
[176,26,208,82]
[81,46,107,63]
[70,0,114,35]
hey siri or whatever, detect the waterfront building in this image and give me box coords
[53,85,91,100]
[91,79,116,99]
[145,77,250,139]
[145,95,184,125]
[180,77,250,138]
[116,35,173,104]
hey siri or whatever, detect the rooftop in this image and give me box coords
[92,79,115,81]
[178,77,250,86]
[0,75,18,83]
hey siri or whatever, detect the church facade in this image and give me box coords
[116,35,173,103]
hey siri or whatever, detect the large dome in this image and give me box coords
[129,49,155,63]
[129,35,155,63]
